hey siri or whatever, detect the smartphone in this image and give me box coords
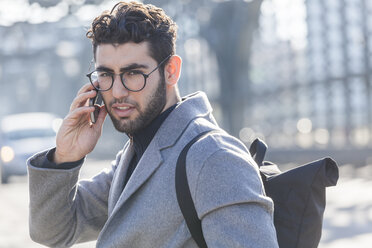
[89,90,103,124]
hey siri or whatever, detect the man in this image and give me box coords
[28,2,279,247]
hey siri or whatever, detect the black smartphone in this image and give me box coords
[89,90,103,124]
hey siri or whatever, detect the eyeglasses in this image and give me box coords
[86,55,171,92]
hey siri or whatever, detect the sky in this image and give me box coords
[0,0,118,26]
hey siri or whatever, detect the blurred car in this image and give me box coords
[0,112,62,184]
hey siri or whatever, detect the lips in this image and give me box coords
[117,106,130,110]
[112,103,135,118]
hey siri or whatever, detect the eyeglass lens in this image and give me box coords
[90,71,145,91]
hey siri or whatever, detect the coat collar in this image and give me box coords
[155,91,216,149]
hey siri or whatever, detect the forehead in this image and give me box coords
[95,42,154,67]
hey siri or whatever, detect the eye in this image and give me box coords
[98,72,112,77]
[127,70,141,76]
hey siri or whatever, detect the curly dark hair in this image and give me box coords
[86,1,177,66]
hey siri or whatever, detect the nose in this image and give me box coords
[112,74,129,99]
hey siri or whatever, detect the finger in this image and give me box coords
[66,105,95,124]
[76,83,96,96]
[90,105,107,130]
[95,105,108,126]
[70,90,97,111]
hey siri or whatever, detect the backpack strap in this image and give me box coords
[249,138,268,166]
[175,130,217,248]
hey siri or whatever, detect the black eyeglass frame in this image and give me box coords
[86,54,172,92]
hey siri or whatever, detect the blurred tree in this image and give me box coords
[146,0,263,136]
[200,0,262,136]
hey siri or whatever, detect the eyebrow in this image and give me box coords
[96,63,149,72]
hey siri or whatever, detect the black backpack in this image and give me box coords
[175,131,339,248]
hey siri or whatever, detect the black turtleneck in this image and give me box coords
[123,103,177,188]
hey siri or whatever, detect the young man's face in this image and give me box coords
[95,42,167,134]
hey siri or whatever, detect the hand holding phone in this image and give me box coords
[54,84,107,164]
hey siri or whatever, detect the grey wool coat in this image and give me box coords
[28,91,279,248]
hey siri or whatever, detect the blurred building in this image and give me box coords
[247,0,372,154]
[1,0,372,163]
[0,19,89,116]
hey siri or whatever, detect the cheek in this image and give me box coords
[133,93,147,112]
[136,81,158,106]
[100,92,113,110]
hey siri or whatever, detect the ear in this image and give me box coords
[164,55,182,87]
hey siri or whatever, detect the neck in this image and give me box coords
[162,88,181,113]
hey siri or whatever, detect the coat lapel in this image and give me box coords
[109,140,163,216]
[108,141,134,214]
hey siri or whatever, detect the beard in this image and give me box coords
[104,78,167,135]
